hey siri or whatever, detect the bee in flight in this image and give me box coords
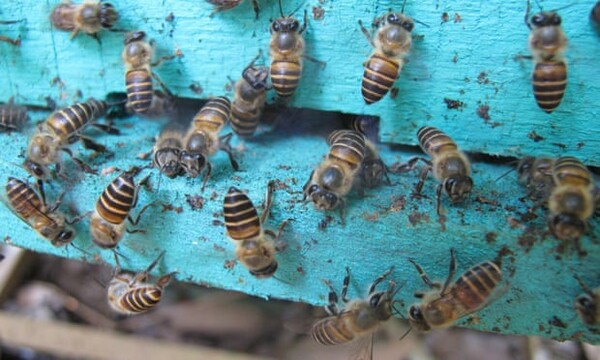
[50,0,119,40]
[0,97,28,132]
[311,267,397,360]
[107,251,175,315]
[359,8,414,105]
[525,0,568,113]
[179,96,239,190]
[574,275,599,326]
[205,0,260,19]
[407,249,503,332]
[223,181,289,278]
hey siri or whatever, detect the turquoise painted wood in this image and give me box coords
[1,1,599,163]
[0,0,599,344]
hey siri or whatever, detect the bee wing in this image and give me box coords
[454,281,510,321]
[349,333,374,360]
[0,191,57,228]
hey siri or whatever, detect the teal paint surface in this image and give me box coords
[1,1,599,164]
[0,108,599,343]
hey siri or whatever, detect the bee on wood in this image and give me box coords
[303,130,366,222]
[23,98,117,190]
[122,31,178,115]
[223,181,289,278]
[205,0,260,19]
[230,53,269,138]
[525,1,568,113]
[90,167,152,249]
[348,116,390,189]
[152,126,185,178]
[179,97,239,190]
[0,97,28,132]
[547,156,595,246]
[50,0,119,40]
[359,10,414,105]
[574,275,599,326]
[516,156,555,201]
[408,249,503,332]
[311,267,396,359]
[107,251,175,315]
[4,177,80,246]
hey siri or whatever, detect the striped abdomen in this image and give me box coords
[0,103,27,131]
[448,261,502,315]
[327,130,366,171]
[46,100,101,139]
[553,157,592,188]
[126,69,153,114]
[532,61,567,113]
[223,187,261,241]
[193,96,231,133]
[417,126,458,157]
[6,177,43,219]
[120,287,162,313]
[231,104,260,137]
[311,314,356,345]
[96,174,136,224]
[270,59,302,97]
[361,53,400,104]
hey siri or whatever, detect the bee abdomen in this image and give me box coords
[230,105,260,137]
[224,187,261,241]
[0,104,27,131]
[6,178,42,218]
[452,261,502,311]
[311,317,355,345]
[361,53,400,104]
[327,130,366,170]
[47,101,96,138]
[270,60,302,97]
[532,61,567,113]
[50,4,76,31]
[126,69,153,114]
[417,126,458,156]
[121,287,162,313]
[553,157,592,187]
[96,175,136,224]
[193,96,231,132]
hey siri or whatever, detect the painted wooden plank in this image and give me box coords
[0,107,598,343]
[1,1,599,164]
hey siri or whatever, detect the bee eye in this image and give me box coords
[403,21,414,32]
[290,21,299,31]
[552,15,561,25]
[387,14,398,23]
[532,13,544,26]
[577,296,593,309]
[409,306,422,320]
[369,293,382,307]
[308,184,320,193]
[272,22,280,32]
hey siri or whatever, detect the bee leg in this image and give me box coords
[0,35,21,46]
[367,266,394,294]
[79,135,108,153]
[338,199,346,226]
[69,28,81,40]
[65,211,92,225]
[218,133,240,170]
[524,0,532,29]
[440,248,457,296]
[299,9,308,34]
[321,279,340,315]
[150,72,174,98]
[358,20,375,47]
[150,50,181,68]
[157,272,176,288]
[127,202,154,228]
[47,191,66,213]
[90,122,120,135]
[435,183,445,216]
[340,267,351,303]
[251,0,260,20]
[408,258,437,289]
[574,275,594,296]
[200,162,213,192]
[303,54,327,70]
[36,179,47,210]
[302,171,315,201]
[413,164,432,198]
[62,148,97,174]
[260,180,276,224]
[87,32,102,45]
[132,250,166,284]
[264,219,290,252]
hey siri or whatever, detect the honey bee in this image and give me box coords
[206,0,260,19]
[0,97,28,132]
[152,126,185,178]
[408,249,503,332]
[90,167,152,249]
[269,2,307,98]
[574,275,599,326]
[223,181,289,278]
[23,98,116,185]
[525,1,568,113]
[348,117,390,189]
[547,156,595,245]
[4,177,77,246]
[593,2,600,24]
[230,53,269,138]
[516,156,555,200]
[107,251,175,315]
[359,11,414,105]
[311,267,396,359]
[50,0,119,40]
[303,130,366,222]
[122,31,178,115]
[179,97,239,190]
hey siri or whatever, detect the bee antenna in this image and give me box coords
[401,0,408,14]
[413,18,430,28]
[278,0,284,17]
[550,3,574,13]
[533,0,543,12]
[495,165,518,182]
[398,326,413,341]
[287,1,306,17]
[272,274,293,284]
[70,243,93,257]
[145,250,167,274]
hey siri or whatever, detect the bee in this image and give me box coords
[179,97,239,190]
[107,251,175,315]
[516,156,555,201]
[408,249,503,332]
[223,181,289,278]
[311,267,396,359]
[348,117,390,189]
[525,1,568,113]
[303,130,366,222]
[0,97,28,132]
[90,167,152,249]
[4,177,77,246]
[593,2,600,24]
[50,0,119,40]
[574,275,599,326]
[152,126,185,178]
[122,31,177,115]
[269,1,307,98]
[230,53,269,138]
[206,0,260,19]
[23,98,115,184]
[547,156,595,245]
[359,11,414,105]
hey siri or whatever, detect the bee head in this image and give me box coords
[99,2,118,29]
[385,12,414,32]
[178,150,206,178]
[154,148,181,178]
[271,17,299,33]
[548,213,586,241]
[531,12,561,28]
[444,176,473,203]
[306,184,338,210]
[23,159,50,180]
[408,304,431,332]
